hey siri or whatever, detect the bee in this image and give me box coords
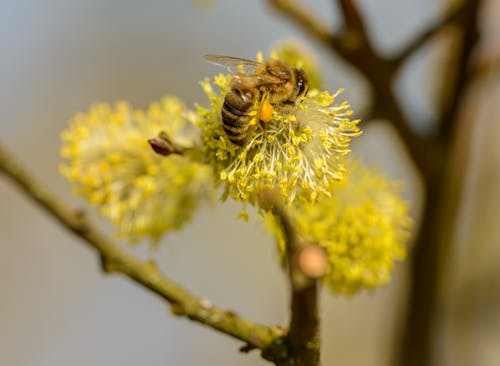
[204,54,309,145]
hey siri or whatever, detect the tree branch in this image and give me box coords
[265,193,322,366]
[336,0,373,52]
[439,0,482,140]
[268,0,333,46]
[337,0,366,33]
[392,0,470,67]
[0,142,284,353]
[471,48,500,79]
[395,2,483,365]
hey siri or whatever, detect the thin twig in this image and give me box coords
[0,143,284,352]
[392,0,470,67]
[439,0,481,140]
[336,0,372,51]
[471,48,500,79]
[268,0,333,46]
[337,0,366,33]
[395,1,483,366]
[265,192,321,366]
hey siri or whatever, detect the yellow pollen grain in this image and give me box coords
[259,100,274,123]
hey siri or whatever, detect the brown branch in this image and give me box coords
[0,142,284,354]
[265,193,321,366]
[269,0,369,56]
[337,0,366,32]
[396,2,483,366]
[392,0,470,67]
[471,48,500,79]
[336,0,372,52]
[269,0,333,46]
[439,0,482,140]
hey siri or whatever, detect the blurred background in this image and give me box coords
[0,1,498,365]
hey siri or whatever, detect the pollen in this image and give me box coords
[259,100,274,123]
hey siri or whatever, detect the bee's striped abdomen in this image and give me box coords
[221,89,256,146]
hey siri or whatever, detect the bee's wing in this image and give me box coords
[203,54,261,75]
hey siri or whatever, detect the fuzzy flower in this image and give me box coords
[264,161,411,295]
[60,96,213,244]
[196,71,361,209]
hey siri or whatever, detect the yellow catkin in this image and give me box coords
[196,69,361,209]
[263,161,411,295]
[60,96,214,244]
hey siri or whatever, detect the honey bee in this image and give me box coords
[204,54,309,145]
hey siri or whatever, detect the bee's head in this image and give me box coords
[296,69,309,99]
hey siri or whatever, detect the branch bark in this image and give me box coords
[336,0,372,52]
[396,1,483,365]
[438,0,481,140]
[263,193,321,366]
[392,0,471,67]
[0,143,284,354]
